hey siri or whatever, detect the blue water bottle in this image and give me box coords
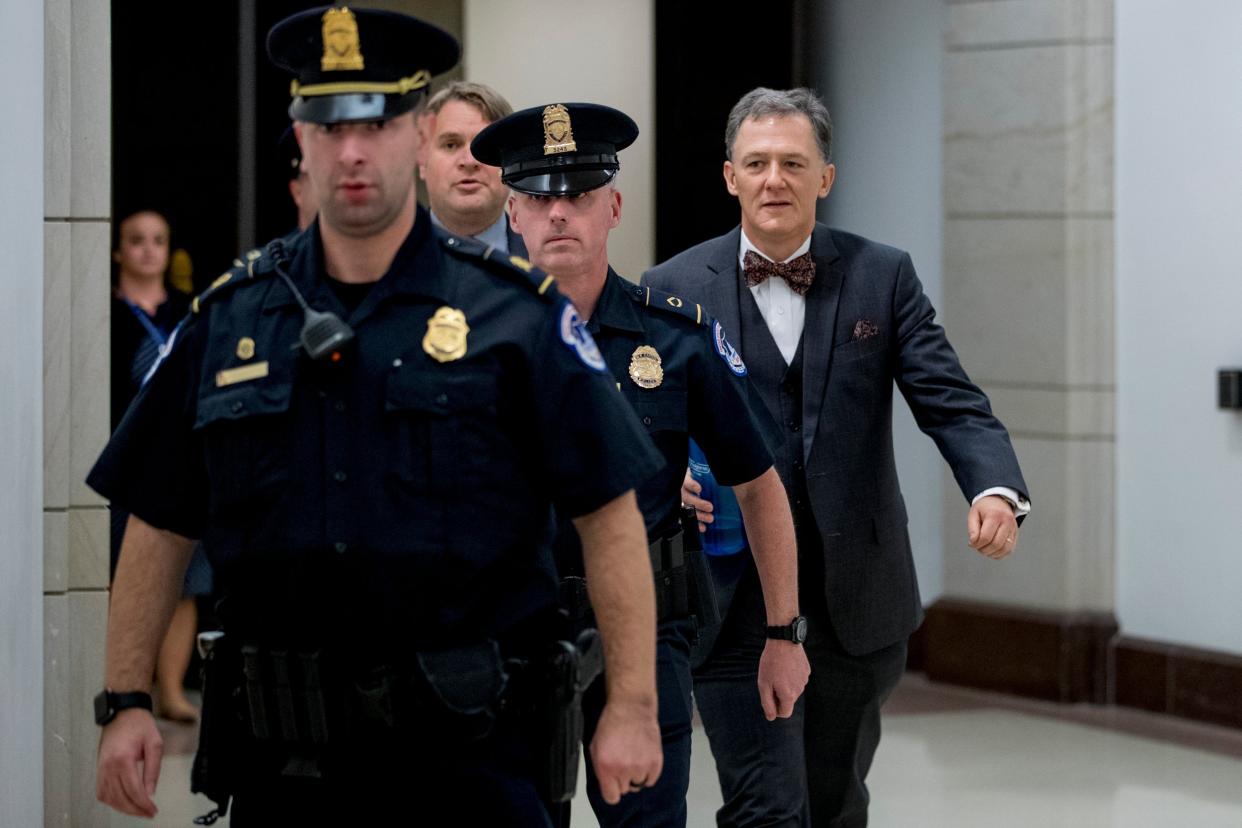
[687,440,747,556]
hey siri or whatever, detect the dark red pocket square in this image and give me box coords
[852,319,879,341]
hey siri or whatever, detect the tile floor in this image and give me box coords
[110,673,1242,827]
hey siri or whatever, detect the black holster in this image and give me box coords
[681,505,721,633]
[191,631,241,825]
[560,507,721,635]
[531,628,603,804]
[649,507,721,631]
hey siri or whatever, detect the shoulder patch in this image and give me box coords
[712,320,747,376]
[557,301,607,372]
[630,284,704,326]
[439,233,558,301]
[191,246,275,314]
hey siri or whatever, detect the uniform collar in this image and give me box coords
[586,268,645,334]
[429,209,510,253]
[263,204,449,315]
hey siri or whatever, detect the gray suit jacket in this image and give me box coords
[643,224,1028,654]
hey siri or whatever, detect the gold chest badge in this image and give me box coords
[542,104,577,155]
[236,337,256,360]
[321,7,365,72]
[629,345,663,389]
[423,307,470,363]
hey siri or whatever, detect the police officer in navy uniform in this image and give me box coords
[473,103,811,828]
[89,9,665,824]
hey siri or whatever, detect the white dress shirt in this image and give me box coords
[737,230,1030,518]
[739,230,810,365]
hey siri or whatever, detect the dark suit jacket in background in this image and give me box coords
[643,223,1028,655]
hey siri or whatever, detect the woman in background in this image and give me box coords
[110,209,210,723]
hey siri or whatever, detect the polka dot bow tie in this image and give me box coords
[743,250,817,295]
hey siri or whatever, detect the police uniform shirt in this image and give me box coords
[87,206,663,656]
[587,269,777,539]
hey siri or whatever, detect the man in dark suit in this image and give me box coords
[644,87,1030,828]
[418,81,527,256]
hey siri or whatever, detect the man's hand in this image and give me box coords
[96,708,163,817]
[589,698,663,805]
[681,470,713,532]
[757,640,810,721]
[968,494,1019,559]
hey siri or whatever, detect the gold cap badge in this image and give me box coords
[542,104,577,155]
[422,307,470,363]
[629,345,663,389]
[236,337,256,361]
[321,7,365,72]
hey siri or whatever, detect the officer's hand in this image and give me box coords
[758,639,810,720]
[681,470,713,533]
[96,708,163,818]
[589,699,663,805]
[967,495,1019,560]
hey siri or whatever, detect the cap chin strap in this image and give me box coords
[290,69,430,98]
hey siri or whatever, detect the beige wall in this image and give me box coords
[44,0,113,822]
[462,0,655,280]
[939,0,1115,613]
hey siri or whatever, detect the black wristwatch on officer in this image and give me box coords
[765,615,808,644]
[94,689,153,726]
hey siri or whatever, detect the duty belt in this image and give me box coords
[560,506,720,631]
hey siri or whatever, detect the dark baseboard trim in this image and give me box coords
[910,599,1242,731]
[1112,636,1242,730]
[916,598,1118,704]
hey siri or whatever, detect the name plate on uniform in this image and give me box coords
[215,361,270,387]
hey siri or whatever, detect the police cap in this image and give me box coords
[267,5,459,125]
[471,102,638,196]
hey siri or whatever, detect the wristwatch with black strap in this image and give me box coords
[765,615,808,644]
[93,689,153,726]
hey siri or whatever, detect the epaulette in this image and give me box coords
[190,246,274,314]
[439,233,559,302]
[628,283,706,326]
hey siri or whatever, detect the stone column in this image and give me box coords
[924,0,1116,702]
[44,0,111,822]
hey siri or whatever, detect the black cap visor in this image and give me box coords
[505,167,617,197]
[289,90,422,125]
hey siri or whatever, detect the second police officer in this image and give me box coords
[89,8,667,825]
[473,102,811,827]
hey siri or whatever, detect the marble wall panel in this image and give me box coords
[948,0,1113,49]
[68,0,108,218]
[945,43,1113,217]
[44,510,68,595]
[68,507,108,590]
[43,594,71,827]
[67,590,108,827]
[982,385,1114,439]
[68,221,109,508]
[1066,44,1114,215]
[1062,439,1114,610]
[43,0,71,217]
[941,437,1071,611]
[44,222,71,510]
[943,217,1069,385]
[1065,217,1114,386]
[945,46,1071,215]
